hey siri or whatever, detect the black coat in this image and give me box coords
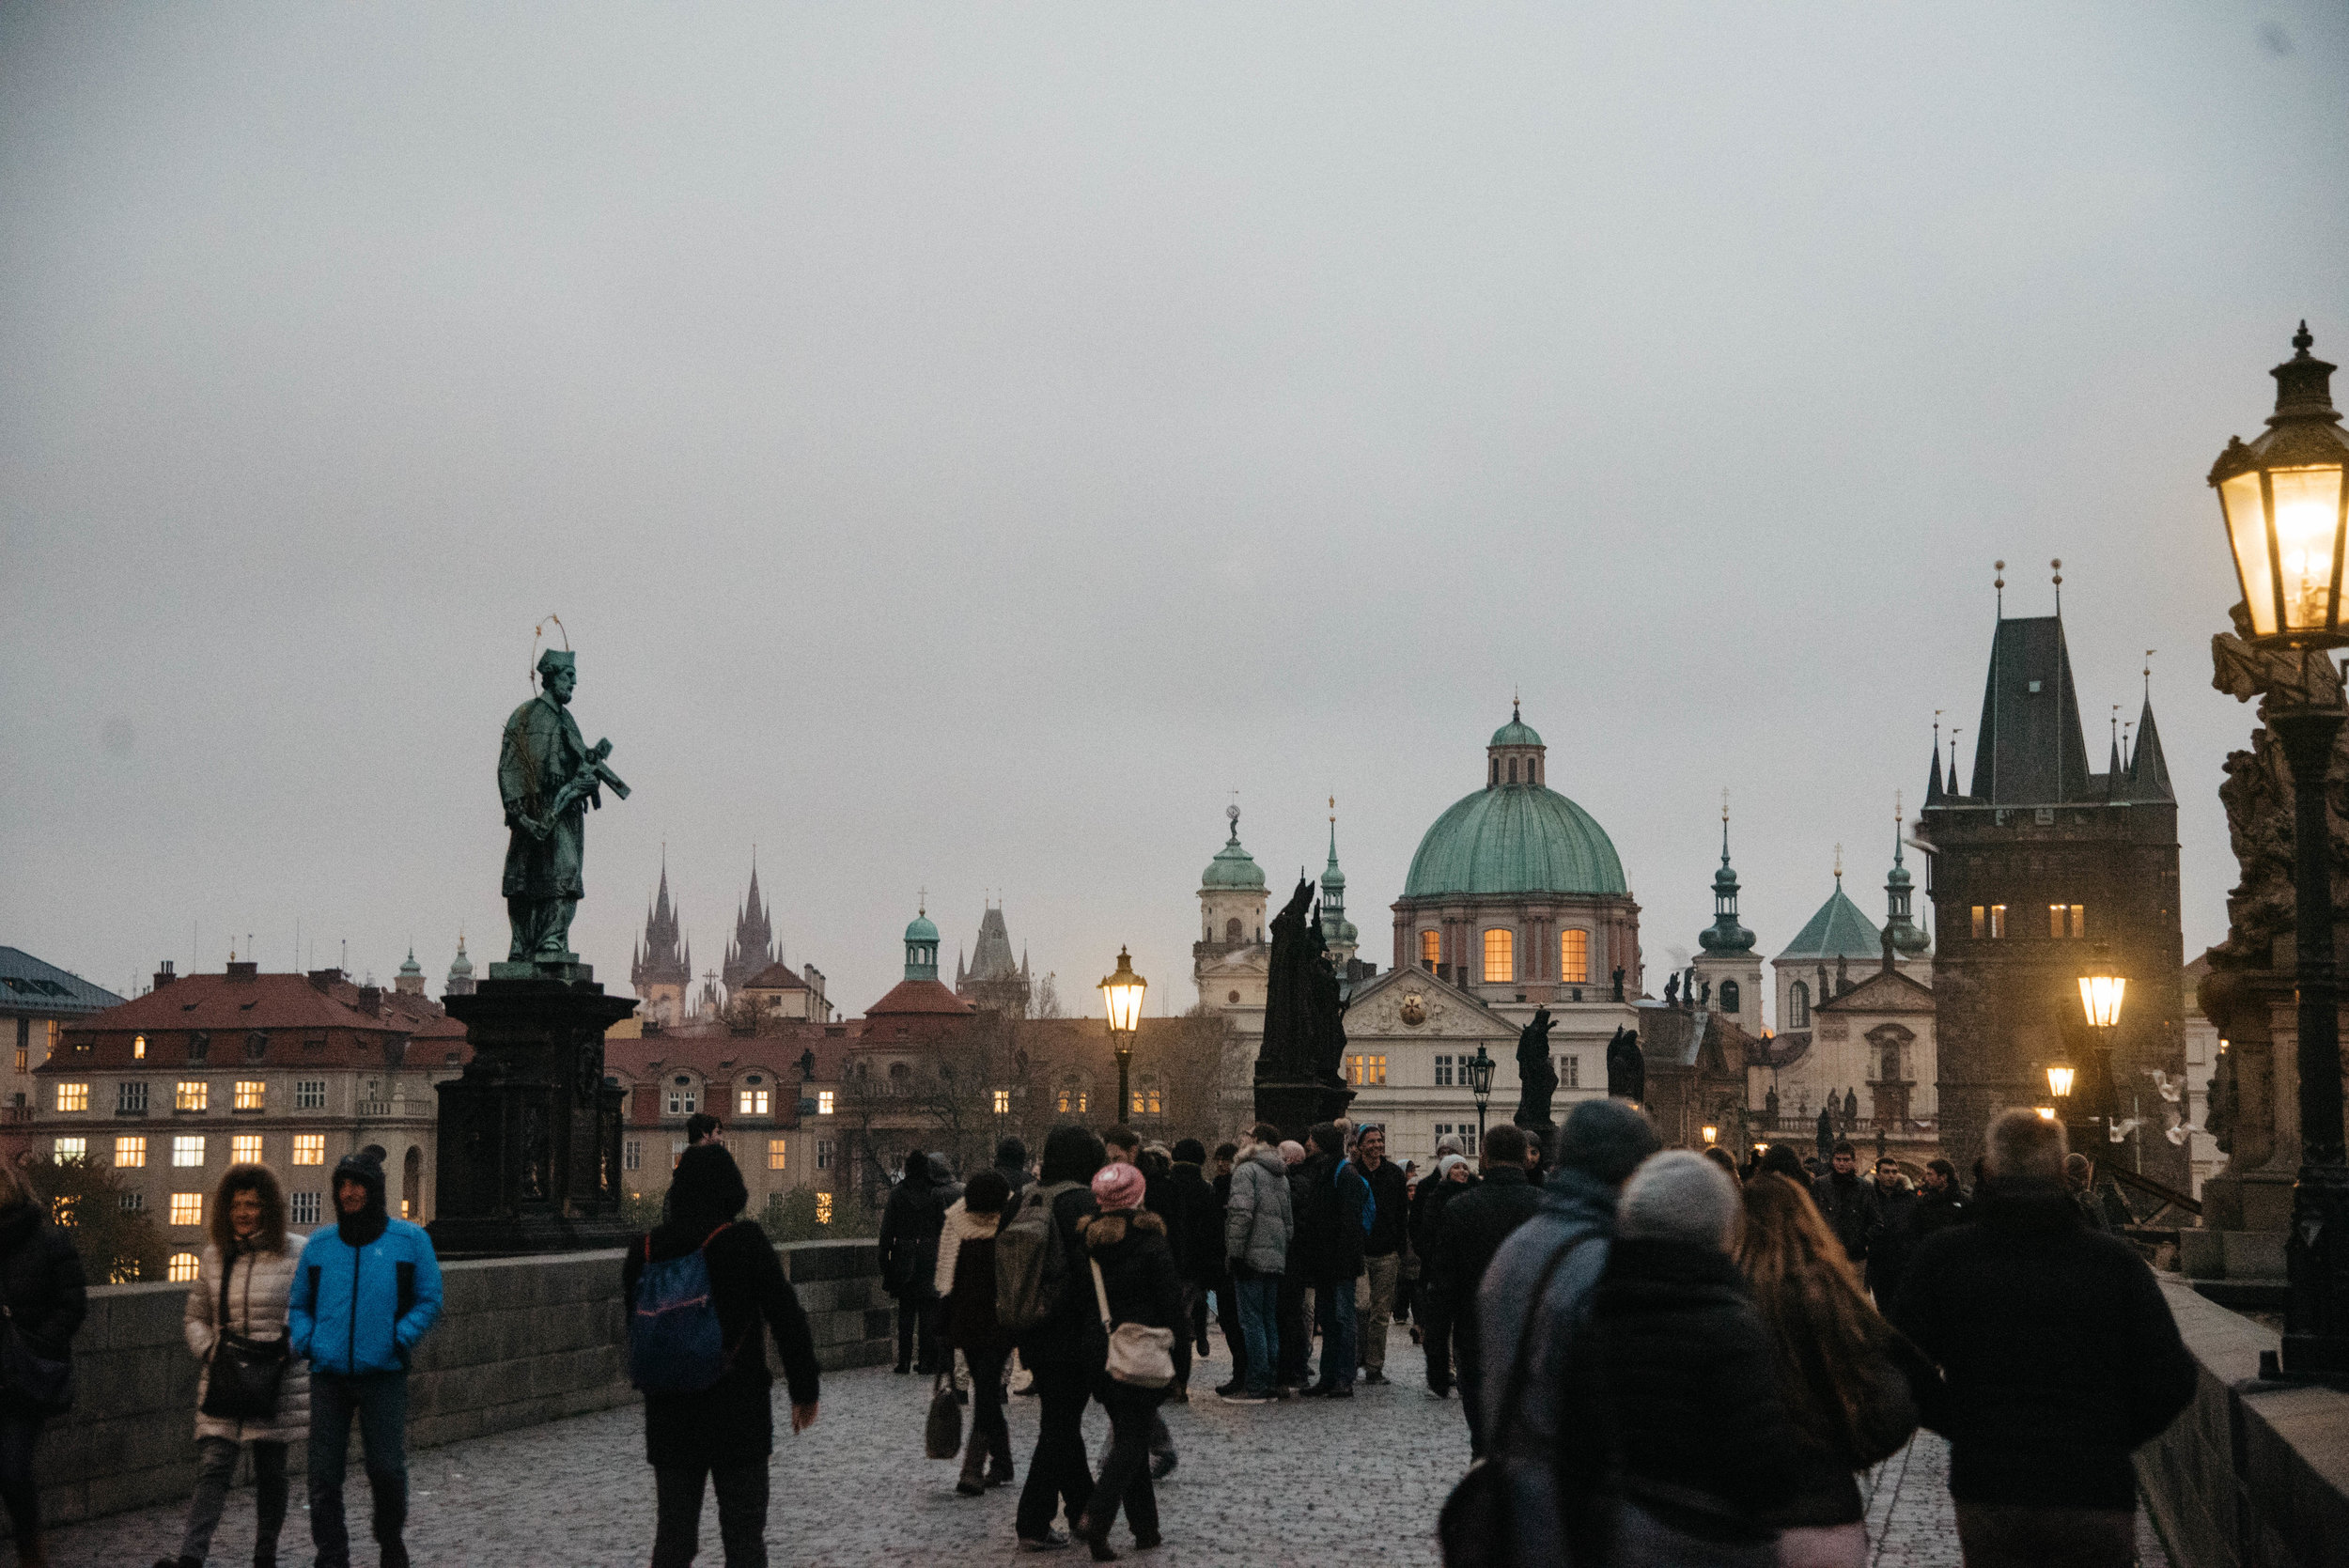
[1864,1183,1921,1299]
[1891,1180,2195,1511]
[879,1170,951,1299]
[622,1218,820,1467]
[1810,1171,1879,1264]
[1283,1160,1320,1280]
[1906,1185,1970,1249]
[1076,1208,1188,1399]
[1299,1155,1370,1283]
[1361,1159,1408,1258]
[1165,1162,1223,1282]
[1014,1182,1100,1369]
[1410,1172,1473,1267]
[1431,1167,1544,1320]
[1576,1237,1803,1538]
[0,1203,85,1369]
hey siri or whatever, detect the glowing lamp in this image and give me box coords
[2037,1107,2058,1121]
[1702,1125,1719,1144]
[2212,323,2349,648]
[2046,1063,2077,1099]
[1097,948,1148,1035]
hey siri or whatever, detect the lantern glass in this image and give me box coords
[1466,1051,1495,1096]
[2046,1063,2077,1099]
[2078,974,2126,1031]
[2221,469,2281,636]
[1701,1125,1718,1143]
[2221,462,2348,641]
[2037,1106,2058,1121]
[1097,948,1147,1035]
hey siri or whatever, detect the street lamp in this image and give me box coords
[1702,1125,1719,1144]
[2046,1062,2077,1100]
[1466,1045,1496,1148]
[2212,324,2349,1381]
[1097,948,1147,1123]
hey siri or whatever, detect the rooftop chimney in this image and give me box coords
[307,969,342,993]
[357,986,382,1016]
[226,961,258,982]
[152,960,177,990]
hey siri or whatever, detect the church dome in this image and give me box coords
[1203,809,1267,891]
[904,911,941,945]
[1404,785,1627,898]
[1490,714,1545,748]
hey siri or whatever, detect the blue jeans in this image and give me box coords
[1315,1278,1358,1389]
[1234,1273,1281,1396]
[308,1371,410,1567]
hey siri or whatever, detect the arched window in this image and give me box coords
[1507,757,1518,784]
[1489,758,1499,786]
[1225,917,1242,943]
[1420,930,1440,970]
[1789,981,1811,1028]
[1559,930,1589,985]
[1719,979,1740,1015]
[1482,928,1515,984]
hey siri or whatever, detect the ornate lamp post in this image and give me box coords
[1467,1045,1496,1148]
[1098,948,1148,1123]
[2076,945,2126,1152]
[2212,323,2349,1380]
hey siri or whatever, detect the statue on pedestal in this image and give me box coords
[1514,1007,1560,1134]
[1254,877,1352,1135]
[1605,1026,1644,1103]
[499,647,629,968]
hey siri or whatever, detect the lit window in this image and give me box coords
[52,1137,86,1162]
[816,1140,834,1170]
[133,1034,147,1060]
[295,1079,326,1110]
[234,1081,265,1111]
[167,1252,200,1282]
[54,1083,88,1112]
[1559,930,1589,985]
[1346,1053,1389,1087]
[117,1081,148,1113]
[815,1191,834,1223]
[173,1136,206,1168]
[232,1135,263,1165]
[1482,929,1515,984]
[1420,930,1440,969]
[737,1087,770,1117]
[291,1134,324,1166]
[993,1089,1012,1115]
[1434,1054,1454,1087]
[290,1192,320,1225]
[768,1138,787,1171]
[169,1193,203,1227]
[623,1140,642,1172]
[1132,1079,1163,1116]
[176,1081,208,1111]
[1990,905,2007,939]
[816,1090,835,1116]
[1971,905,1986,939]
[115,1135,146,1168]
[2069,904,2085,938]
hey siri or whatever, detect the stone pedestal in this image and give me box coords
[430,967,635,1256]
[1253,1079,1354,1145]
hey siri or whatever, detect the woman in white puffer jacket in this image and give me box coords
[154,1163,312,1568]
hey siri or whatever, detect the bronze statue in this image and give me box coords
[499,648,630,965]
[1604,1026,1644,1103]
[1514,1007,1560,1130]
[1260,878,1346,1087]
[1663,974,1679,1007]
[2211,604,2349,968]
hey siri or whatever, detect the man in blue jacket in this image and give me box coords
[289,1150,444,1568]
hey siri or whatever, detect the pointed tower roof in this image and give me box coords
[967,905,1021,983]
[1884,809,1931,957]
[1775,861,1885,963]
[397,947,422,979]
[1320,802,1358,946]
[1699,796,1756,954]
[2128,696,2175,801]
[1968,614,2092,806]
[446,934,474,982]
[1925,738,1946,805]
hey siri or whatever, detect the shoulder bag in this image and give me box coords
[0,1302,70,1416]
[924,1367,963,1460]
[200,1250,288,1421]
[1089,1259,1174,1389]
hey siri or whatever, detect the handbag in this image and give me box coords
[1089,1259,1174,1389]
[0,1305,70,1416]
[923,1368,962,1460]
[199,1251,288,1422]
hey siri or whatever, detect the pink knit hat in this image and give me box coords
[1091,1161,1146,1212]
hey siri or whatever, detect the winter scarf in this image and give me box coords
[932,1198,1003,1297]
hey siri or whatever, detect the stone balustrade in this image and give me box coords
[18,1237,890,1533]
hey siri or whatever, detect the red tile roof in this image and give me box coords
[49,967,466,1071]
[739,961,808,990]
[864,979,973,1017]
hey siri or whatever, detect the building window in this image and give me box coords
[54,1083,88,1112]
[291,1134,325,1166]
[2047,903,2085,939]
[1970,905,1985,939]
[768,1138,788,1171]
[1436,1122,1478,1157]
[290,1192,320,1225]
[1434,1053,1454,1087]
[1056,1087,1088,1114]
[187,1032,210,1063]
[1789,981,1811,1029]
[176,1081,208,1112]
[816,1140,834,1171]
[1559,930,1589,985]
[132,1033,147,1061]
[1420,930,1440,969]
[623,1140,641,1172]
[1346,1053,1389,1087]
[235,1080,266,1111]
[294,1079,327,1110]
[1225,917,1243,943]
[737,1087,770,1117]
[52,1137,86,1162]
[117,1080,148,1114]
[232,1134,264,1165]
[667,1084,697,1115]
[815,1191,834,1224]
[1560,1054,1580,1088]
[245,1032,268,1062]
[173,1136,206,1168]
[167,1252,200,1282]
[1482,928,1515,984]
[1132,1079,1163,1117]
[1990,904,2007,939]
[119,1190,144,1212]
[1719,979,1740,1015]
[816,1090,835,1116]
[992,1089,1012,1114]
[169,1193,203,1227]
[115,1135,146,1168]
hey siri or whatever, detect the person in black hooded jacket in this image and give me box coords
[879,1149,952,1374]
[623,1143,819,1568]
[1013,1126,1105,1551]
[0,1159,85,1568]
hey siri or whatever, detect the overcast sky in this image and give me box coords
[6,5,2346,1026]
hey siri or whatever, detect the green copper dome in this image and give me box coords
[1203,810,1267,891]
[1774,877,1882,963]
[1490,715,1544,748]
[1403,784,1627,898]
[905,911,940,944]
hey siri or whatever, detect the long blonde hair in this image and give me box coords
[1738,1172,1894,1454]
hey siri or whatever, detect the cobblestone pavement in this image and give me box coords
[50,1327,2170,1566]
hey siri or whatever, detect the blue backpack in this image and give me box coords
[1336,1160,1376,1237]
[628,1226,733,1393]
